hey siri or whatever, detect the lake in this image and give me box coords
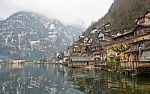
[0,63,150,94]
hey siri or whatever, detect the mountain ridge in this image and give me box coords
[0,11,83,60]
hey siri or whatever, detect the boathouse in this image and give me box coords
[68,57,94,68]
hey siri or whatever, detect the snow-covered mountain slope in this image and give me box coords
[0,11,83,60]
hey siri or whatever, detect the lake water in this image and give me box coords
[0,63,150,94]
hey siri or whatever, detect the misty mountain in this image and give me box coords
[0,11,83,60]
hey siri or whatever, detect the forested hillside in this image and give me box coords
[85,0,150,34]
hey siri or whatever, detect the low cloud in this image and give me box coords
[0,0,114,26]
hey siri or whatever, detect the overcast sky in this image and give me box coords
[0,0,114,26]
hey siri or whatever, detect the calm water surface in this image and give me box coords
[0,63,150,94]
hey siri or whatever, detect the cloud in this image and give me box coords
[0,0,114,26]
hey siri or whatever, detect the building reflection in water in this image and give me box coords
[0,63,25,71]
[66,67,150,94]
[0,64,149,94]
[11,63,25,69]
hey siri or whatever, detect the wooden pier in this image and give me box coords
[120,61,150,76]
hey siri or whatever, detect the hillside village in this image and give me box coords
[53,11,150,76]
[1,1,150,94]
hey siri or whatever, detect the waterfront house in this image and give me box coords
[71,41,81,56]
[11,59,25,64]
[125,11,150,71]
[68,56,94,68]
[105,11,150,74]
[62,50,71,65]
[106,31,133,60]
[105,31,133,70]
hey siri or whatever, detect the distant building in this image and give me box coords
[11,59,25,64]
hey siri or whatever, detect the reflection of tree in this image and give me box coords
[0,64,149,94]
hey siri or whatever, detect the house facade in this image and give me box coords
[126,11,150,69]
[106,11,150,71]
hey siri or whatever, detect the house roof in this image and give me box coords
[70,57,94,62]
[112,24,150,39]
[132,24,150,33]
[112,31,133,39]
[135,11,150,24]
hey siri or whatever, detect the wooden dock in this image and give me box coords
[120,62,150,76]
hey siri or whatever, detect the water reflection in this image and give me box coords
[0,64,149,94]
[67,68,150,94]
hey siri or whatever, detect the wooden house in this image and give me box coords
[103,11,150,75]
[106,10,150,63]
[135,11,150,26]
[125,11,150,69]
[68,56,95,68]
[106,31,133,61]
